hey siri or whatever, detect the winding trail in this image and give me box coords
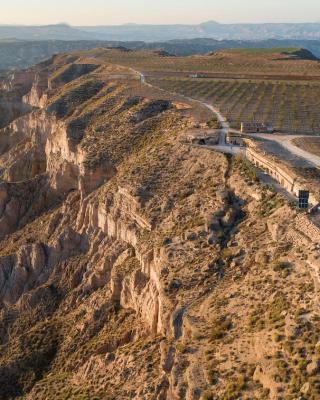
[135,70,230,144]
[137,69,320,168]
[134,68,320,200]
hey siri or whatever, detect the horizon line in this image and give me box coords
[0,20,319,28]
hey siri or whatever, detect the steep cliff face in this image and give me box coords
[0,50,319,400]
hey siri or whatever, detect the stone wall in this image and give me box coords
[246,146,296,193]
[246,144,317,205]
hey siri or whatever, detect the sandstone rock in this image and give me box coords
[255,250,269,265]
[285,315,299,339]
[301,382,311,395]
[267,221,286,242]
[307,359,320,375]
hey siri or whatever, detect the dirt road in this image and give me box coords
[248,133,320,168]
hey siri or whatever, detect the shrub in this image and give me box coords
[222,375,246,400]
[273,261,292,277]
[202,391,214,400]
[211,316,232,341]
[208,369,219,385]
[207,117,220,129]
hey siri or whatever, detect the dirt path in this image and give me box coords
[134,68,320,169]
[134,69,315,204]
[247,133,320,168]
[135,70,230,143]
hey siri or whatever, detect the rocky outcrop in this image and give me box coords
[1,70,35,93]
[0,97,32,129]
[0,228,84,306]
[23,71,49,108]
[0,105,115,196]
[0,177,50,239]
[1,50,319,400]
[76,187,171,336]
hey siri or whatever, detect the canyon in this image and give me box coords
[0,49,320,400]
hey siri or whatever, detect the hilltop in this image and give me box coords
[215,47,318,60]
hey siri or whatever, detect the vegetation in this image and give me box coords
[210,316,232,341]
[258,193,285,217]
[222,375,246,400]
[1,46,320,400]
[234,156,258,183]
[150,77,320,133]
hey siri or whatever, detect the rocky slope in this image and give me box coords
[0,49,319,400]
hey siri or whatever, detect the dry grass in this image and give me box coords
[293,137,320,156]
[76,48,320,78]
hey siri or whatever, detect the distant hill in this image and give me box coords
[144,38,320,57]
[214,47,318,60]
[0,38,319,71]
[1,22,320,42]
[0,40,143,70]
[79,21,320,41]
[0,24,95,41]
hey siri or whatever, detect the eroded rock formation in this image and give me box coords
[0,49,319,400]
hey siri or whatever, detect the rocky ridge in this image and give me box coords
[0,49,319,400]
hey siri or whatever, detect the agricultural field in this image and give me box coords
[149,77,320,134]
[95,47,320,78]
[80,48,320,134]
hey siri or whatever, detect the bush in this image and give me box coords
[208,369,219,385]
[202,391,214,400]
[266,292,288,328]
[222,375,246,400]
[211,316,232,341]
[273,260,292,278]
[207,117,220,129]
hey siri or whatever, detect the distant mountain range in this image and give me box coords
[0,37,320,71]
[1,22,320,42]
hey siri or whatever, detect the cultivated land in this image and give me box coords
[0,48,320,400]
[93,48,320,77]
[88,47,320,134]
[148,78,320,133]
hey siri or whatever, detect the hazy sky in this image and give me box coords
[1,0,320,25]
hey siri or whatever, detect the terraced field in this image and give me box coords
[149,77,320,134]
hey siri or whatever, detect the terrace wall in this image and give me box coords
[245,144,318,205]
[246,146,297,193]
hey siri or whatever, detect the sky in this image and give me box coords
[1,0,320,25]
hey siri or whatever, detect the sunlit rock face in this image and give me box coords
[0,49,318,400]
